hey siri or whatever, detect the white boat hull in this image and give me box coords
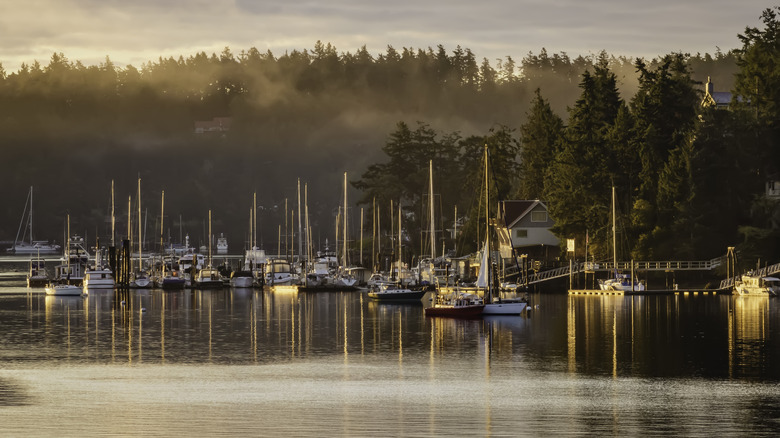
[45,284,84,296]
[231,277,254,288]
[482,301,528,315]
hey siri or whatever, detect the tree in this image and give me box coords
[630,54,702,258]
[544,56,624,259]
[518,89,564,199]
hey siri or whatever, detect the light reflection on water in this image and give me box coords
[1,286,779,436]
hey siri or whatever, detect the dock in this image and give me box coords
[568,289,722,296]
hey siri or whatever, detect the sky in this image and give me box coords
[0,0,776,73]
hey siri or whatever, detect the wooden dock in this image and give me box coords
[568,289,723,296]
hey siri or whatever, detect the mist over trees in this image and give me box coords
[0,23,761,263]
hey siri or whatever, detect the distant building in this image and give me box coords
[194,117,232,134]
[701,77,732,109]
[495,200,560,261]
[767,179,780,200]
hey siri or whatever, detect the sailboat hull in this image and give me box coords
[424,305,484,318]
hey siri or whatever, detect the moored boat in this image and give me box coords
[424,293,484,318]
[27,259,49,288]
[368,283,426,302]
[230,270,254,288]
[45,283,84,296]
[734,273,780,296]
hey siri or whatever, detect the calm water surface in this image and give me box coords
[1,276,779,436]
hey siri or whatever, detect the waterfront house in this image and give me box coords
[701,77,732,109]
[496,200,560,261]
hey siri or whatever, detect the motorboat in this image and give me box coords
[230,270,255,288]
[598,271,645,292]
[265,259,298,286]
[193,267,224,289]
[27,259,49,288]
[217,233,228,254]
[424,292,484,318]
[734,273,780,296]
[83,267,115,290]
[52,234,89,286]
[160,271,187,290]
[368,283,426,302]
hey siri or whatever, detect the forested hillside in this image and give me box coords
[0,23,766,263]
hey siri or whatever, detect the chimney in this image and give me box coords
[706,76,713,95]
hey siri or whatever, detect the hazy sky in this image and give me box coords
[0,1,775,72]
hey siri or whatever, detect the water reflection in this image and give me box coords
[3,286,780,435]
[564,293,779,379]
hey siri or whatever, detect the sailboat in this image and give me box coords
[7,187,61,255]
[368,203,426,302]
[597,186,645,292]
[46,215,84,296]
[130,179,152,288]
[194,210,223,288]
[335,172,357,288]
[425,159,485,318]
[477,146,528,315]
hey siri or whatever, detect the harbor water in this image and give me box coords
[1,273,780,436]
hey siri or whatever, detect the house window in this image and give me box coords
[531,211,547,222]
[515,229,528,238]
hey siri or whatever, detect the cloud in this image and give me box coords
[0,0,772,72]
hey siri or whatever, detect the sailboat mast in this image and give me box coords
[612,185,617,268]
[398,203,402,282]
[160,190,165,254]
[429,160,435,259]
[127,196,132,271]
[484,145,491,299]
[253,192,257,249]
[138,178,142,272]
[208,209,212,267]
[297,179,303,267]
[342,171,348,269]
[111,180,115,247]
[29,186,33,244]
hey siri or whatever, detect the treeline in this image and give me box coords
[0,35,745,254]
[353,8,780,268]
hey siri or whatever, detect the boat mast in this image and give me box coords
[127,196,132,272]
[208,209,212,268]
[253,192,257,249]
[429,160,435,260]
[342,171,348,269]
[398,203,402,283]
[612,185,617,269]
[138,178,142,272]
[484,144,491,301]
[111,181,115,247]
[29,186,33,244]
[297,179,303,269]
[160,190,165,276]
[390,199,394,279]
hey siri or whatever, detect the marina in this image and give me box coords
[1,278,779,435]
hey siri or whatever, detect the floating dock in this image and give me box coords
[568,289,723,296]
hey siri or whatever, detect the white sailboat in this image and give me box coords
[130,178,152,288]
[336,172,357,288]
[477,147,527,315]
[7,187,61,255]
[194,210,223,288]
[598,186,645,292]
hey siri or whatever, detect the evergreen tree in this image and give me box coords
[518,89,564,199]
